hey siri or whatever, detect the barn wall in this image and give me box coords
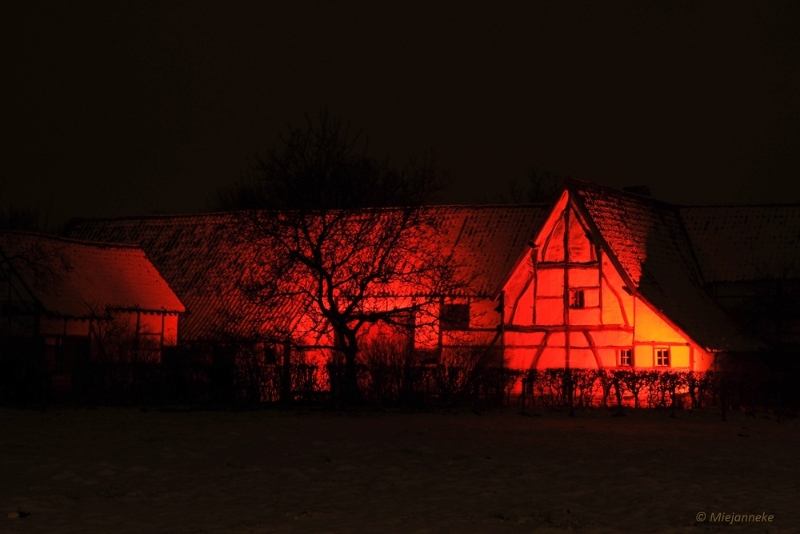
[164,314,179,346]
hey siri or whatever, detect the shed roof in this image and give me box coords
[0,231,185,318]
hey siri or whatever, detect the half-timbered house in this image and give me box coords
[65,180,786,374]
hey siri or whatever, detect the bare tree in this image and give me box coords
[217,108,467,402]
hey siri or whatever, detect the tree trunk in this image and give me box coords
[343,345,361,403]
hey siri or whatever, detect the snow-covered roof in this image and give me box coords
[63,213,270,340]
[66,207,550,341]
[680,205,800,283]
[570,181,761,352]
[0,231,185,318]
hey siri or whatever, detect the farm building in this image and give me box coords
[64,180,799,373]
[0,231,185,388]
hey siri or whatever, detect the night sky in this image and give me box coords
[2,1,799,223]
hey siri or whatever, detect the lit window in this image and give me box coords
[656,347,670,367]
[441,303,470,330]
[569,289,585,309]
[619,348,633,367]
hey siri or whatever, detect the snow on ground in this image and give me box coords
[0,406,797,533]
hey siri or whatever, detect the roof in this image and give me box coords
[64,213,264,340]
[422,205,550,295]
[569,181,761,352]
[680,205,800,283]
[64,186,791,353]
[0,231,185,318]
[65,206,550,341]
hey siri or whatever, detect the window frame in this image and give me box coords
[655,347,670,367]
[618,348,633,367]
[569,289,585,309]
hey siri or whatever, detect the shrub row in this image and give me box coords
[1,341,796,415]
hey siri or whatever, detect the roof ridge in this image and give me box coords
[0,230,145,251]
[68,212,238,224]
[567,179,679,210]
[567,178,800,208]
[65,205,554,233]
[70,204,551,222]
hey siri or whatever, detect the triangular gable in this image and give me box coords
[567,181,760,352]
[496,181,760,353]
[533,190,599,264]
[495,188,606,300]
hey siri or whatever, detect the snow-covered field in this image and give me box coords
[0,406,797,533]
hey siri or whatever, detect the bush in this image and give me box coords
[9,325,795,417]
[356,341,517,409]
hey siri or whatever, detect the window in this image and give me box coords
[441,303,470,330]
[569,289,585,309]
[656,347,670,367]
[619,348,633,367]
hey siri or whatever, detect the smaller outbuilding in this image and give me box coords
[0,231,185,389]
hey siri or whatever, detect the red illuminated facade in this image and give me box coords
[65,180,783,373]
[486,190,722,371]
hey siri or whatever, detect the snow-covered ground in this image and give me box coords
[0,407,797,533]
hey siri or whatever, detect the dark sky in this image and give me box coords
[2,1,799,222]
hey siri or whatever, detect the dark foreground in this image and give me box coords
[0,407,798,533]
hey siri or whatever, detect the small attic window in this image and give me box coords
[569,289,585,309]
[441,303,470,330]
